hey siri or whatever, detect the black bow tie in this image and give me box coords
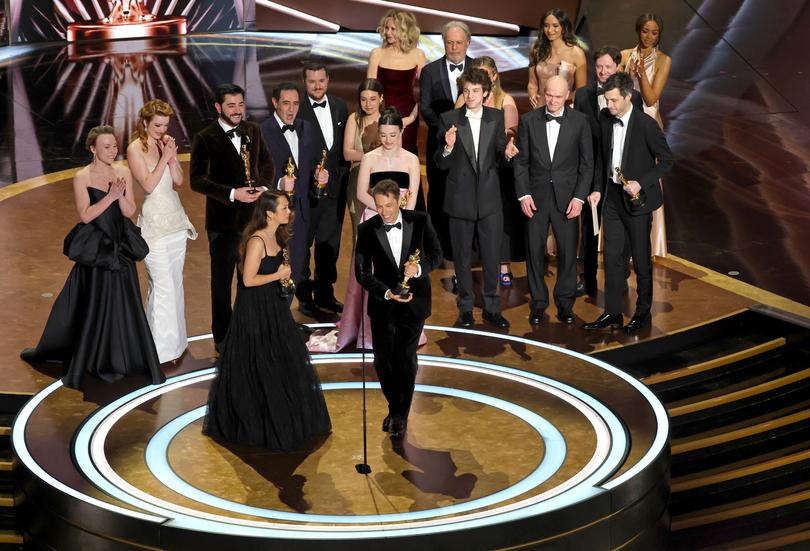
[596,86,604,96]
[225,128,238,139]
[384,222,401,232]
[449,63,464,72]
[612,118,624,126]
[282,124,295,133]
[545,113,563,123]
[312,101,326,109]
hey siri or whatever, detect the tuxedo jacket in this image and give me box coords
[189,120,274,233]
[355,210,442,321]
[575,83,643,193]
[434,106,509,221]
[513,106,593,213]
[419,55,474,130]
[297,93,349,197]
[259,116,318,222]
[595,105,674,215]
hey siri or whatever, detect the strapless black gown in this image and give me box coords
[204,249,331,450]
[22,187,164,389]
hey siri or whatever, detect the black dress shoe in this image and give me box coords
[529,309,545,326]
[583,313,623,330]
[575,280,586,297]
[483,311,510,328]
[624,314,651,333]
[389,419,407,440]
[451,275,458,294]
[315,296,343,313]
[297,323,315,336]
[382,415,391,433]
[20,348,36,362]
[456,311,474,327]
[298,299,323,317]
[556,310,575,324]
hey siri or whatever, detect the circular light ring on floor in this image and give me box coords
[69,356,626,537]
[144,381,566,524]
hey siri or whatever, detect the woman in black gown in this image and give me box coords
[205,190,331,450]
[21,125,164,389]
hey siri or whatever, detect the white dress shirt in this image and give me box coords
[447,58,465,101]
[611,105,633,183]
[545,106,564,161]
[466,107,482,161]
[597,85,607,111]
[309,95,333,151]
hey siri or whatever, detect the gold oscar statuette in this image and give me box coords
[284,157,296,201]
[314,149,328,198]
[278,248,296,298]
[393,249,421,298]
[241,143,257,193]
[398,190,411,209]
[614,167,645,210]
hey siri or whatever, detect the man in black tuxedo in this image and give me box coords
[419,20,473,259]
[297,62,349,313]
[574,45,643,296]
[259,83,328,316]
[583,72,673,333]
[355,180,442,439]
[514,75,593,326]
[435,68,518,329]
[190,83,274,350]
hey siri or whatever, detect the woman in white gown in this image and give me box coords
[127,99,197,364]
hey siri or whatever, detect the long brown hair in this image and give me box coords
[132,99,174,153]
[238,190,292,271]
[529,8,577,66]
[354,78,385,127]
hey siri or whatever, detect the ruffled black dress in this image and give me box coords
[204,244,331,451]
[22,187,164,389]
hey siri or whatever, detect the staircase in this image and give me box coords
[593,307,810,550]
[0,393,31,550]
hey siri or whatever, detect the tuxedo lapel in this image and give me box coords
[375,223,398,267]
[211,124,243,164]
[438,57,453,100]
[554,108,573,163]
[620,109,637,170]
[535,115,552,167]
[477,110,496,172]
[401,216,414,268]
[328,95,340,152]
[458,111,478,172]
[590,85,600,121]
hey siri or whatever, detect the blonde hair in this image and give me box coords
[377,9,420,53]
[471,57,506,108]
[132,99,174,153]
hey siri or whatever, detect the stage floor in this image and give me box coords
[2,160,806,548]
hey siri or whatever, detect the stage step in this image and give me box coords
[593,308,810,550]
[0,392,32,547]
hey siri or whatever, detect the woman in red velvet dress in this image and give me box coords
[367,9,426,156]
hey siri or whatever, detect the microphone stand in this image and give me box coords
[355,276,372,475]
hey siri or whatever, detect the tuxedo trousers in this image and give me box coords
[207,231,241,345]
[370,310,423,420]
[603,190,653,316]
[525,192,578,312]
[300,195,342,301]
[449,212,502,314]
